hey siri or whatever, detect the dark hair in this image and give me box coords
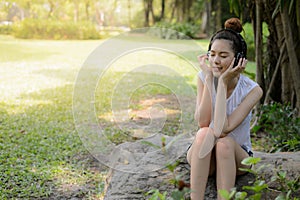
[208,18,247,58]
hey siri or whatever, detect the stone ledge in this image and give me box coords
[104,135,300,200]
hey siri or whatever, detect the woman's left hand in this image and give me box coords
[221,57,247,83]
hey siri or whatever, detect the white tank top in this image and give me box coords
[199,72,259,152]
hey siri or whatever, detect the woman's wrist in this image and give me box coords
[218,76,228,88]
[205,72,213,83]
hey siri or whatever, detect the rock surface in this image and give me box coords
[104,135,300,200]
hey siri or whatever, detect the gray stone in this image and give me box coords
[104,135,300,200]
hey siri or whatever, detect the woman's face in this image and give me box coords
[208,39,235,77]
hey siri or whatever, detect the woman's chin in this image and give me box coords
[212,71,221,78]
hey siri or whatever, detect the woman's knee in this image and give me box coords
[215,137,235,159]
[194,127,212,145]
[187,127,214,163]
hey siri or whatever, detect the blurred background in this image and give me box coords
[0,0,299,199]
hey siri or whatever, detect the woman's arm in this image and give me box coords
[194,74,213,127]
[213,76,227,137]
[214,58,263,137]
[222,86,263,134]
[194,54,214,127]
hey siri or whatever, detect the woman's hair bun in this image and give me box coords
[224,18,243,33]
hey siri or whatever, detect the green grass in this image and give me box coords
[0,35,258,199]
[0,35,105,199]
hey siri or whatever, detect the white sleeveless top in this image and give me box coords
[198,72,258,152]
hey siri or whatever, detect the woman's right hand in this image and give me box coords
[197,54,212,76]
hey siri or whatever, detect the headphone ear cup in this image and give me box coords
[233,53,242,68]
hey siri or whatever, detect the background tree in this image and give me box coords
[229,0,300,116]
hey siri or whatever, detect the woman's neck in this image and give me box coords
[228,76,239,89]
[214,75,240,99]
[226,76,240,97]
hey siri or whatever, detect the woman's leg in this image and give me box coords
[187,127,216,200]
[215,137,249,200]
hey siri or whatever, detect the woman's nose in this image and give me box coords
[213,56,221,64]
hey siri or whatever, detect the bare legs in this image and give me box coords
[216,137,236,198]
[187,128,215,199]
[187,128,249,200]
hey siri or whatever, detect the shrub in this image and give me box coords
[242,22,269,61]
[220,157,300,200]
[153,21,199,39]
[253,102,300,152]
[0,23,13,35]
[12,19,101,40]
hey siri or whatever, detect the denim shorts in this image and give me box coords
[241,145,253,157]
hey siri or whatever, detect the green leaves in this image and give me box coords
[253,102,300,152]
[146,189,168,200]
[241,157,261,166]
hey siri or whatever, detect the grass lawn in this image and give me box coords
[0,35,106,199]
[0,34,257,199]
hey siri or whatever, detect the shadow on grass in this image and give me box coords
[0,85,196,198]
[0,84,107,199]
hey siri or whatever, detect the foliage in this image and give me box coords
[153,21,200,39]
[12,19,101,40]
[0,23,13,34]
[146,187,190,200]
[252,102,300,152]
[242,22,269,61]
[219,157,300,200]
[271,169,300,199]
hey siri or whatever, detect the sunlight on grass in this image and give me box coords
[94,51,198,139]
[0,34,257,199]
[51,165,106,199]
[0,35,106,199]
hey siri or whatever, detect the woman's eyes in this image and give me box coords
[210,54,227,58]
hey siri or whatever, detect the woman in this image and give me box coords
[187,18,263,200]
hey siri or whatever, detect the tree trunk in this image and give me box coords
[280,3,300,115]
[255,0,265,103]
[149,0,155,24]
[215,0,222,30]
[187,0,193,22]
[205,0,212,36]
[264,45,285,104]
[144,0,150,26]
[74,0,79,23]
[160,0,165,21]
[170,0,177,22]
[128,0,131,27]
[85,1,90,20]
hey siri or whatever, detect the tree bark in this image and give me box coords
[215,0,222,30]
[160,0,165,21]
[255,0,265,103]
[144,0,150,26]
[149,0,155,24]
[205,0,212,36]
[264,45,285,104]
[280,3,300,115]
